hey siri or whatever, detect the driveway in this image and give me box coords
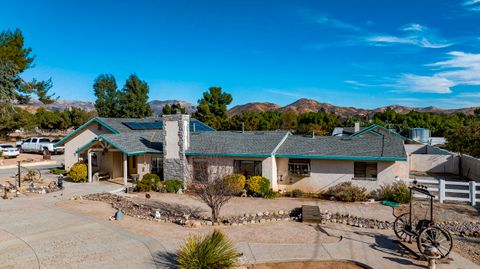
[0,182,478,269]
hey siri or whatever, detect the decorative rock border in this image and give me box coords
[79,193,480,237]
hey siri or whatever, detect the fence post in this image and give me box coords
[439,179,445,203]
[470,181,476,206]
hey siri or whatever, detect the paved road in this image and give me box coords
[0,182,478,269]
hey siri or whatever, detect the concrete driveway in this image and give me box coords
[0,182,478,269]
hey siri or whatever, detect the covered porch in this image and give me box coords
[76,137,163,186]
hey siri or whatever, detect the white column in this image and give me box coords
[470,181,476,206]
[439,179,445,203]
[123,153,128,186]
[87,150,93,183]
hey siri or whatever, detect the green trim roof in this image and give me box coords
[54,118,119,147]
[275,135,406,161]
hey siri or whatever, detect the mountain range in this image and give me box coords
[16,98,478,117]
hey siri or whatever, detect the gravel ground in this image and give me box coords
[129,192,480,223]
[58,199,340,244]
[453,236,480,265]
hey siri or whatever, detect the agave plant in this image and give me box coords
[177,229,238,269]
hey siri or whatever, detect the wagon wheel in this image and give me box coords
[394,213,418,242]
[417,226,453,259]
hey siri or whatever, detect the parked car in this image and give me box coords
[16,137,65,155]
[0,144,20,158]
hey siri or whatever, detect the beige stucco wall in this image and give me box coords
[64,122,112,170]
[186,156,276,183]
[276,158,409,193]
[409,154,459,174]
[461,154,480,181]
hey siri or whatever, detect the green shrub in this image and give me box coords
[50,168,67,175]
[135,173,161,192]
[290,189,304,198]
[164,179,183,193]
[378,182,411,204]
[223,174,246,194]
[177,229,238,269]
[262,189,279,199]
[326,182,367,202]
[246,176,270,197]
[68,162,87,182]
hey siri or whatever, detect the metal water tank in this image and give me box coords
[409,128,430,143]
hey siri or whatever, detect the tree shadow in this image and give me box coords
[153,251,178,269]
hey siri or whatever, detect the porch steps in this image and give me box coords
[301,205,321,223]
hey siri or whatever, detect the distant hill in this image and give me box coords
[148,100,196,115]
[14,99,197,115]
[16,97,478,118]
[228,98,479,117]
[228,102,281,115]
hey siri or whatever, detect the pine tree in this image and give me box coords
[117,74,152,118]
[93,74,119,117]
[194,87,232,129]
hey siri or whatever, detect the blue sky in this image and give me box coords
[2,0,480,109]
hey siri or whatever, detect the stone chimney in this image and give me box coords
[162,114,190,183]
[354,122,360,133]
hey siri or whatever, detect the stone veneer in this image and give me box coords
[162,114,190,185]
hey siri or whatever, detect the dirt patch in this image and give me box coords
[57,199,339,244]
[453,236,480,265]
[251,260,368,269]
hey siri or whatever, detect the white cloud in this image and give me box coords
[456,92,480,98]
[401,23,425,32]
[392,51,480,94]
[312,14,362,31]
[463,0,480,11]
[266,89,304,98]
[427,51,480,85]
[366,24,454,49]
[395,74,454,93]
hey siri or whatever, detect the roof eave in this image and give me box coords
[55,117,119,147]
[275,154,407,162]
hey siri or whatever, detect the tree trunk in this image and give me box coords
[211,208,218,223]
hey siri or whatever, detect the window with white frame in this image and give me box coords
[288,159,311,176]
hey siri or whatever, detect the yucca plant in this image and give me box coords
[177,229,239,269]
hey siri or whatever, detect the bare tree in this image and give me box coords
[191,180,235,223]
[190,155,235,223]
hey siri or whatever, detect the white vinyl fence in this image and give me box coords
[402,178,479,206]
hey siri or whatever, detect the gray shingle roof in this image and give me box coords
[99,130,163,155]
[276,135,406,160]
[98,117,214,133]
[186,131,290,157]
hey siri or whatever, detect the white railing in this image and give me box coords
[401,178,479,206]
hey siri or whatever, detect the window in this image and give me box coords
[288,159,311,176]
[132,156,136,169]
[39,138,50,143]
[151,157,163,179]
[31,138,38,143]
[24,139,31,143]
[234,160,262,178]
[354,162,377,179]
[193,159,208,182]
[97,123,103,131]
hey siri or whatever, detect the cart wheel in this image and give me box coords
[394,213,417,242]
[417,226,452,259]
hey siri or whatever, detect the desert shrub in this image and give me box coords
[135,173,161,192]
[223,174,246,194]
[262,189,279,199]
[177,229,238,269]
[246,176,271,197]
[50,168,67,175]
[68,162,87,182]
[164,179,183,193]
[378,182,411,204]
[290,189,304,198]
[326,182,367,202]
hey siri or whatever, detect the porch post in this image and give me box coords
[87,150,93,183]
[123,153,128,186]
